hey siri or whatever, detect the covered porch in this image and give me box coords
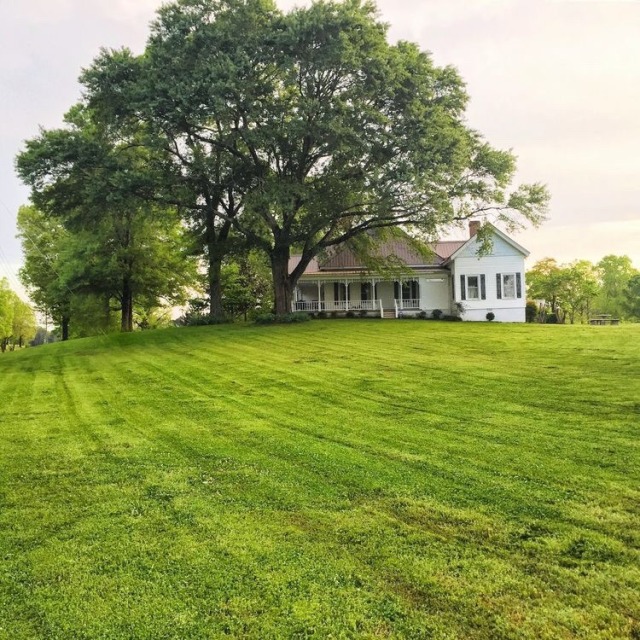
[292,277,442,318]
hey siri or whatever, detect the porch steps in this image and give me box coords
[382,309,396,319]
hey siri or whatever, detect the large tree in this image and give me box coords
[561,260,600,325]
[80,0,549,315]
[16,108,195,333]
[17,205,73,339]
[622,274,640,320]
[527,258,600,324]
[11,296,36,349]
[0,279,15,352]
[595,255,638,318]
[526,258,566,322]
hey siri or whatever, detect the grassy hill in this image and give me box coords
[0,321,638,639]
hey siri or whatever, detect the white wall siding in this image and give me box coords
[452,253,527,322]
[463,307,526,322]
[419,277,450,313]
[456,233,523,259]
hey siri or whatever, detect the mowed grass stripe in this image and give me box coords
[0,322,638,639]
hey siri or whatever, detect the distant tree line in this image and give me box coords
[526,255,640,324]
[0,279,36,352]
[15,0,548,338]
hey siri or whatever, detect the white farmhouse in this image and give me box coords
[291,221,529,322]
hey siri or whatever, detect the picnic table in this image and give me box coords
[588,314,620,325]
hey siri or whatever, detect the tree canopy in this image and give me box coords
[16,105,197,335]
[527,255,639,324]
[0,278,36,352]
[78,0,549,315]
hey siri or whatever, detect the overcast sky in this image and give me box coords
[1,0,639,297]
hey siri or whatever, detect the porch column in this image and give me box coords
[317,281,322,311]
[344,280,350,310]
[371,278,376,310]
[399,280,404,310]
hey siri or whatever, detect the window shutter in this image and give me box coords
[480,275,486,300]
[516,273,522,298]
[334,282,339,301]
[496,273,502,300]
[460,275,466,301]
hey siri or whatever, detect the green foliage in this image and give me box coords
[0,322,638,638]
[181,312,232,327]
[16,106,197,335]
[0,278,16,351]
[221,252,274,319]
[623,274,640,320]
[486,312,495,321]
[16,205,72,332]
[254,312,276,325]
[12,297,37,348]
[0,280,36,352]
[255,311,310,325]
[525,300,538,323]
[79,0,549,316]
[596,255,638,319]
[527,258,600,324]
[431,308,443,320]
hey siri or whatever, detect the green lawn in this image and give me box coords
[0,321,638,639]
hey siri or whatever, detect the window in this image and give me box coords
[394,280,419,300]
[496,273,522,299]
[460,274,486,301]
[333,282,347,301]
[467,276,480,300]
[361,282,372,301]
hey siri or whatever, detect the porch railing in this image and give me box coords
[293,301,322,312]
[293,299,380,312]
[395,298,421,309]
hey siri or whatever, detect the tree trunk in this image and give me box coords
[205,212,231,322]
[121,278,134,332]
[61,316,70,341]
[208,247,225,321]
[271,245,293,316]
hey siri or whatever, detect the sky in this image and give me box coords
[1,0,639,299]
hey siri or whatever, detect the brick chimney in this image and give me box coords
[469,220,481,238]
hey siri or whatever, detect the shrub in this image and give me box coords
[279,312,311,323]
[181,312,232,326]
[345,310,355,318]
[442,315,463,322]
[254,312,276,325]
[417,311,428,319]
[525,301,538,323]
[358,309,368,318]
[431,309,443,320]
[546,313,558,324]
[254,312,310,325]
[316,310,327,319]
[330,311,339,319]
[486,312,495,321]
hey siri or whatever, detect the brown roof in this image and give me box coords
[290,237,466,275]
[434,240,466,260]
